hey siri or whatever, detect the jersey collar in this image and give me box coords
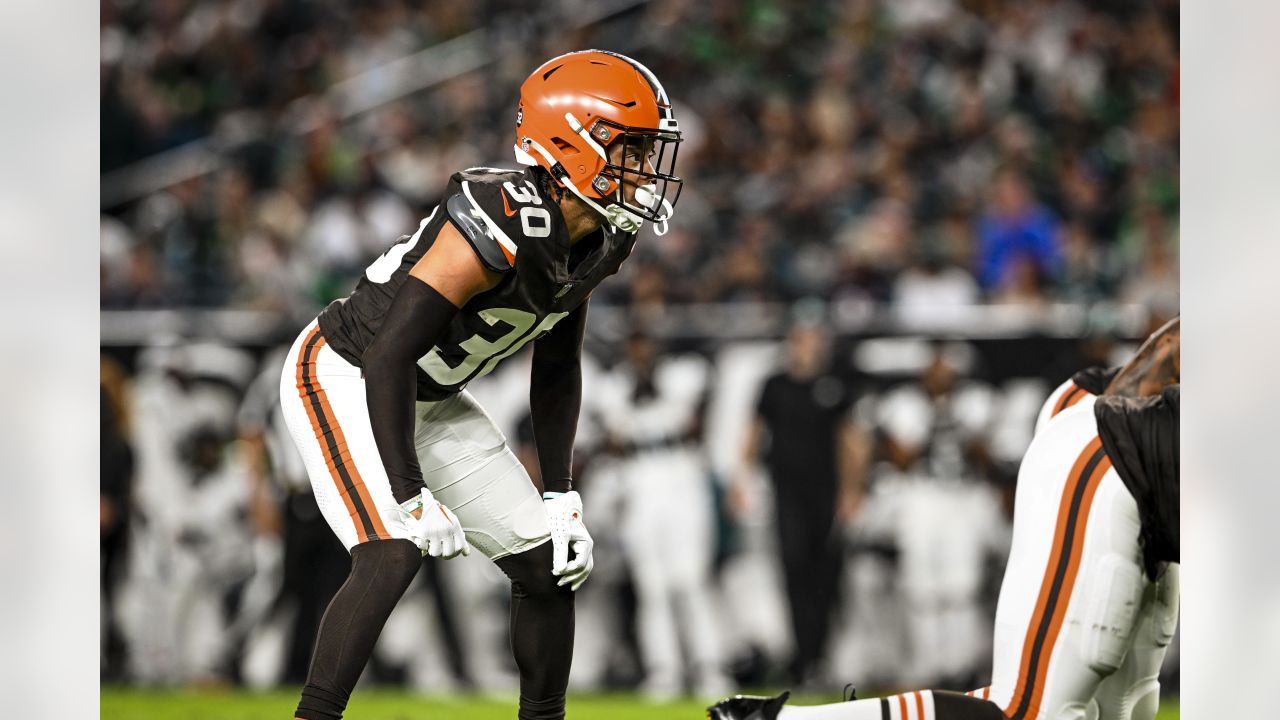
[529,167,632,285]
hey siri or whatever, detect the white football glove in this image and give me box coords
[543,491,594,591]
[399,488,470,559]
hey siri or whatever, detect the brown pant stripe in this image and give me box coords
[296,327,389,543]
[1004,436,1111,720]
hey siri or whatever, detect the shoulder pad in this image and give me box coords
[453,166,524,184]
[445,192,516,273]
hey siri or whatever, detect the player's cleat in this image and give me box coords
[707,690,791,720]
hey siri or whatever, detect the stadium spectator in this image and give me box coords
[100,0,1179,320]
[975,166,1062,294]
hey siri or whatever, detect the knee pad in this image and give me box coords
[1077,554,1144,675]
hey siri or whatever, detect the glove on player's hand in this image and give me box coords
[399,488,470,559]
[543,491,594,591]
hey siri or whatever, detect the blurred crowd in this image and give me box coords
[101,0,1179,321]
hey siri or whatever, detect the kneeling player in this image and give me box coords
[278,50,683,720]
[710,319,1179,720]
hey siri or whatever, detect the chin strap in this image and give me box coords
[517,136,645,233]
[654,197,674,236]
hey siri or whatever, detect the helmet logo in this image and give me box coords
[592,176,610,193]
[516,107,523,127]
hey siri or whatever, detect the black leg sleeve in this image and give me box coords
[931,690,1007,720]
[295,540,422,720]
[494,541,576,720]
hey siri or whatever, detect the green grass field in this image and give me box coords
[101,688,1179,719]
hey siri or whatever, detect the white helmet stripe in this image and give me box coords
[563,113,610,162]
[596,50,673,119]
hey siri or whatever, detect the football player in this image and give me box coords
[591,329,732,699]
[277,50,682,720]
[1034,365,1120,436]
[709,318,1179,720]
[974,319,1179,720]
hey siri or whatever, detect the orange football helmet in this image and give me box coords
[514,50,682,233]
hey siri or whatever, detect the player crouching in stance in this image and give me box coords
[710,318,1179,720]
[277,50,682,720]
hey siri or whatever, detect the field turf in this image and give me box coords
[101,687,1180,719]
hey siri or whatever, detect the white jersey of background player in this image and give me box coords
[590,332,731,699]
[123,340,259,683]
[873,348,1007,687]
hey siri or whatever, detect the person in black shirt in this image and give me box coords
[730,315,869,686]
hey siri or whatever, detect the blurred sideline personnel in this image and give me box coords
[101,357,135,680]
[592,329,731,699]
[731,308,869,686]
[711,318,1179,720]
[874,348,1006,688]
[276,51,682,720]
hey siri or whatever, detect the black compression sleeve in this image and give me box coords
[529,302,588,495]
[362,277,459,504]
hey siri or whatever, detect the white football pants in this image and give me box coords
[279,320,549,558]
[987,403,1175,720]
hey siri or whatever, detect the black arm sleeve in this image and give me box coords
[529,301,589,495]
[362,277,460,504]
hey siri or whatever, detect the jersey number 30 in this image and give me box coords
[361,205,563,388]
[419,308,568,386]
[505,180,551,238]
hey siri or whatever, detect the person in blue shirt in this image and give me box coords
[975,167,1061,293]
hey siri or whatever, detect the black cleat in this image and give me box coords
[707,691,791,720]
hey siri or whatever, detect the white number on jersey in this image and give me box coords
[365,209,437,283]
[418,308,569,387]
[502,180,543,205]
[503,180,551,238]
[520,207,552,238]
